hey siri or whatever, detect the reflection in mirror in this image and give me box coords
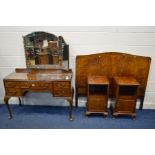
[23,32,69,70]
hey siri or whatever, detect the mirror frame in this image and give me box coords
[23,31,69,70]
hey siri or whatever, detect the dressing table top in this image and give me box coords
[4,69,72,81]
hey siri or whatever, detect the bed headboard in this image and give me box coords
[75,52,151,109]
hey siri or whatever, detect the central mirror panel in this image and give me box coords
[23,31,69,70]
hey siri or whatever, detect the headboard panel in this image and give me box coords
[75,52,151,109]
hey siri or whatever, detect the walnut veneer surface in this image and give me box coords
[88,76,109,85]
[76,52,151,109]
[114,76,140,86]
[87,76,109,117]
[112,76,140,118]
[3,68,73,120]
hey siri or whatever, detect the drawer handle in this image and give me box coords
[32,84,35,86]
[7,91,16,95]
[21,86,29,88]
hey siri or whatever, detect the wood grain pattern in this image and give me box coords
[76,52,151,109]
[3,68,73,120]
[112,76,140,119]
[88,76,109,85]
[86,76,109,117]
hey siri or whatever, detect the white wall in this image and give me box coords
[0,26,155,108]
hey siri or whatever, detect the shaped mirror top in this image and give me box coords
[23,31,69,70]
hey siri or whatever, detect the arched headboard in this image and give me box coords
[75,52,151,109]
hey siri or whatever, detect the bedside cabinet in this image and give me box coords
[112,76,140,119]
[86,76,109,117]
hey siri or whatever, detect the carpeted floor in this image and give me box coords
[0,104,155,129]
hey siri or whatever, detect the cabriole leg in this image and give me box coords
[4,96,12,119]
[67,98,73,121]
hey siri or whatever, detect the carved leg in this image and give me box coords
[139,95,145,110]
[75,93,78,108]
[4,96,12,119]
[112,113,117,119]
[18,97,22,106]
[21,91,29,106]
[72,87,74,105]
[18,96,24,106]
[104,112,108,119]
[131,113,136,120]
[67,98,73,121]
[85,111,90,117]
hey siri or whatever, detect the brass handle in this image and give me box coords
[32,84,35,86]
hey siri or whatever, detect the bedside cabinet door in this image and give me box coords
[87,97,107,112]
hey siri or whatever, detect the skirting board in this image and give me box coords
[0,94,155,109]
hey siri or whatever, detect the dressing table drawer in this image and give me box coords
[53,82,71,97]
[29,82,51,89]
[53,82,70,89]
[5,81,19,88]
[5,88,21,96]
[53,89,70,97]
[20,82,31,88]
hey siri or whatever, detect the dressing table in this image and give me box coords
[3,32,73,120]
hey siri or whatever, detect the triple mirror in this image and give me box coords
[23,32,69,70]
